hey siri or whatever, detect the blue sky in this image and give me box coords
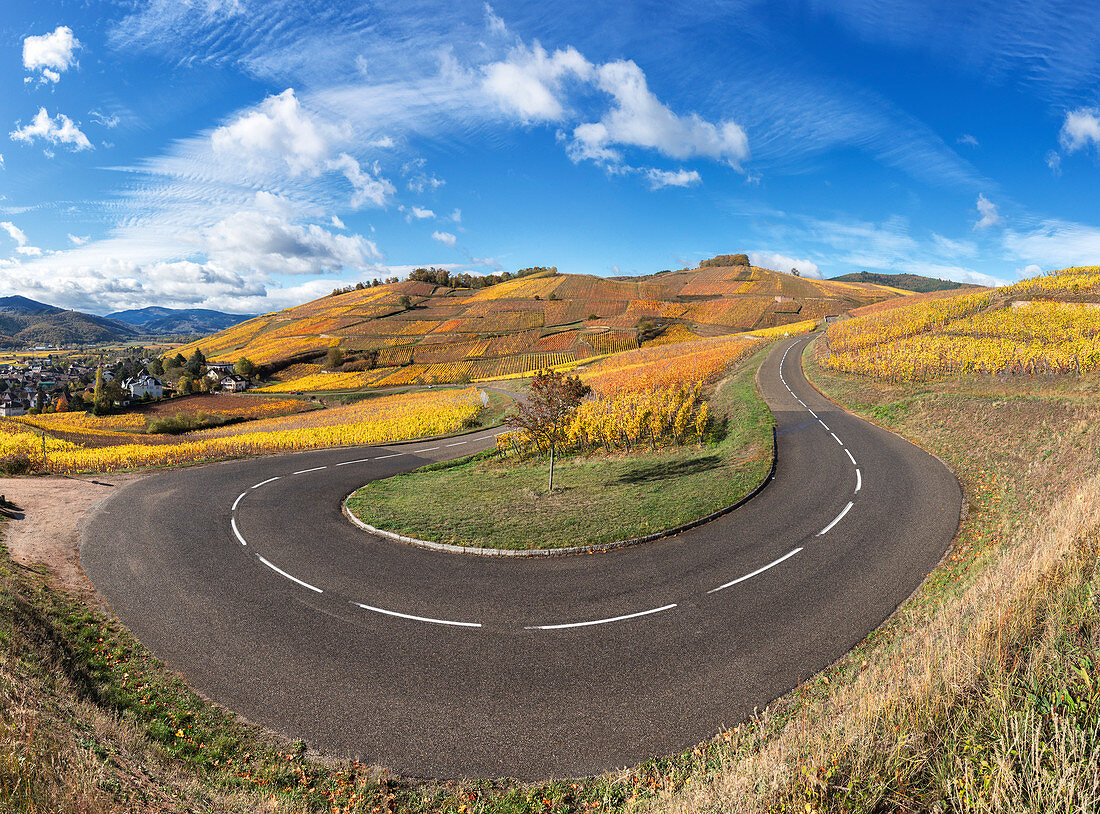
[2,0,1100,315]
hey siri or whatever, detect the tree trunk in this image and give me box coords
[548,444,555,492]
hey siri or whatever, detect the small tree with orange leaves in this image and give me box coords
[507,370,590,492]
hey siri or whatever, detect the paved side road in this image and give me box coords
[81,337,961,779]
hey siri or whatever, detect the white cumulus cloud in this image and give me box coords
[10,108,92,151]
[212,88,337,175]
[482,43,593,122]
[748,251,822,279]
[1059,108,1100,154]
[573,60,749,169]
[974,193,1002,229]
[67,233,90,246]
[431,230,457,246]
[204,207,381,276]
[23,26,80,83]
[1,221,42,257]
[1,221,29,247]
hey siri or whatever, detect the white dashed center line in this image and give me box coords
[707,548,803,594]
[830,432,843,446]
[293,466,327,475]
[526,603,678,630]
[845,448,857,465]
[855,468,862,493]
[353,602,482,628]
[231,491,247,511]
[251,476,280,489]
[256,555,324,593]
[231,516,247,546]
[818,501,854,536]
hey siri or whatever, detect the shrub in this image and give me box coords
[0,452,34,476]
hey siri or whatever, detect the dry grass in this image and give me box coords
[634,345,1100,813]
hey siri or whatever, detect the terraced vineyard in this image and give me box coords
[823,267,1100,381]
[173,261,909,391]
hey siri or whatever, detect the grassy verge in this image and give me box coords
[346,347,774,549]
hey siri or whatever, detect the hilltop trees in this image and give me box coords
[700,254,750,268]
[507,370,590,492]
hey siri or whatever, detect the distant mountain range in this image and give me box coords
[0,296,254,348]
[106,306,256,336]
[829,271,982,293]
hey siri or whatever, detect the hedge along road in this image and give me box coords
[81,337,961,780]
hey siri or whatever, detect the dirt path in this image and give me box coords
[0,473,148,605]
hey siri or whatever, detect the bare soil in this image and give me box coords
[0,473,148,604]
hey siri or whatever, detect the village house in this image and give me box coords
[0,394,28,416]
[122,373,164,399]
[220,374,249,392]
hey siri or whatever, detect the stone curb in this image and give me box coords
[341,426,778,558]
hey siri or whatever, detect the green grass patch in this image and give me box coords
[346,348,774,549]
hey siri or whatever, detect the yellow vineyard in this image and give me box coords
[581,333,761,395]
[824,269,1100,381]
[1,389,483,475]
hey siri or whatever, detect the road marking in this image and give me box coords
[446,441,468,447]
[256,555,323,593]
[818,501,854,536]
[373,453,404,460]
[414,446,440,453]
[231,492,247,511]
[526,603,677,630]
[830,432,843,445]
[335,458,373,467]
[292,466,327,475]
[845,448,857,465]
[818,419,830,430]
[352,602,481,628]
[796,399,806,407]
[707,548,803,594]
[808,409,818,418]
[251,476,280,489]
[855,468,862,493]
[231,517,247,546]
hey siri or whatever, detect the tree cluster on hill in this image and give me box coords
[329,280,386,296]
[700,254,750,268]
[829,271,980,293]
[408,266,556,290]
[326,266,557,298]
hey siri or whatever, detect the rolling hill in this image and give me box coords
[829,271,981,293]
[174,261,902,386]
[107,306,256,336]
[0,296,139,348]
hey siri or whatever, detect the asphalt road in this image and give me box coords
[81,337,961,780]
